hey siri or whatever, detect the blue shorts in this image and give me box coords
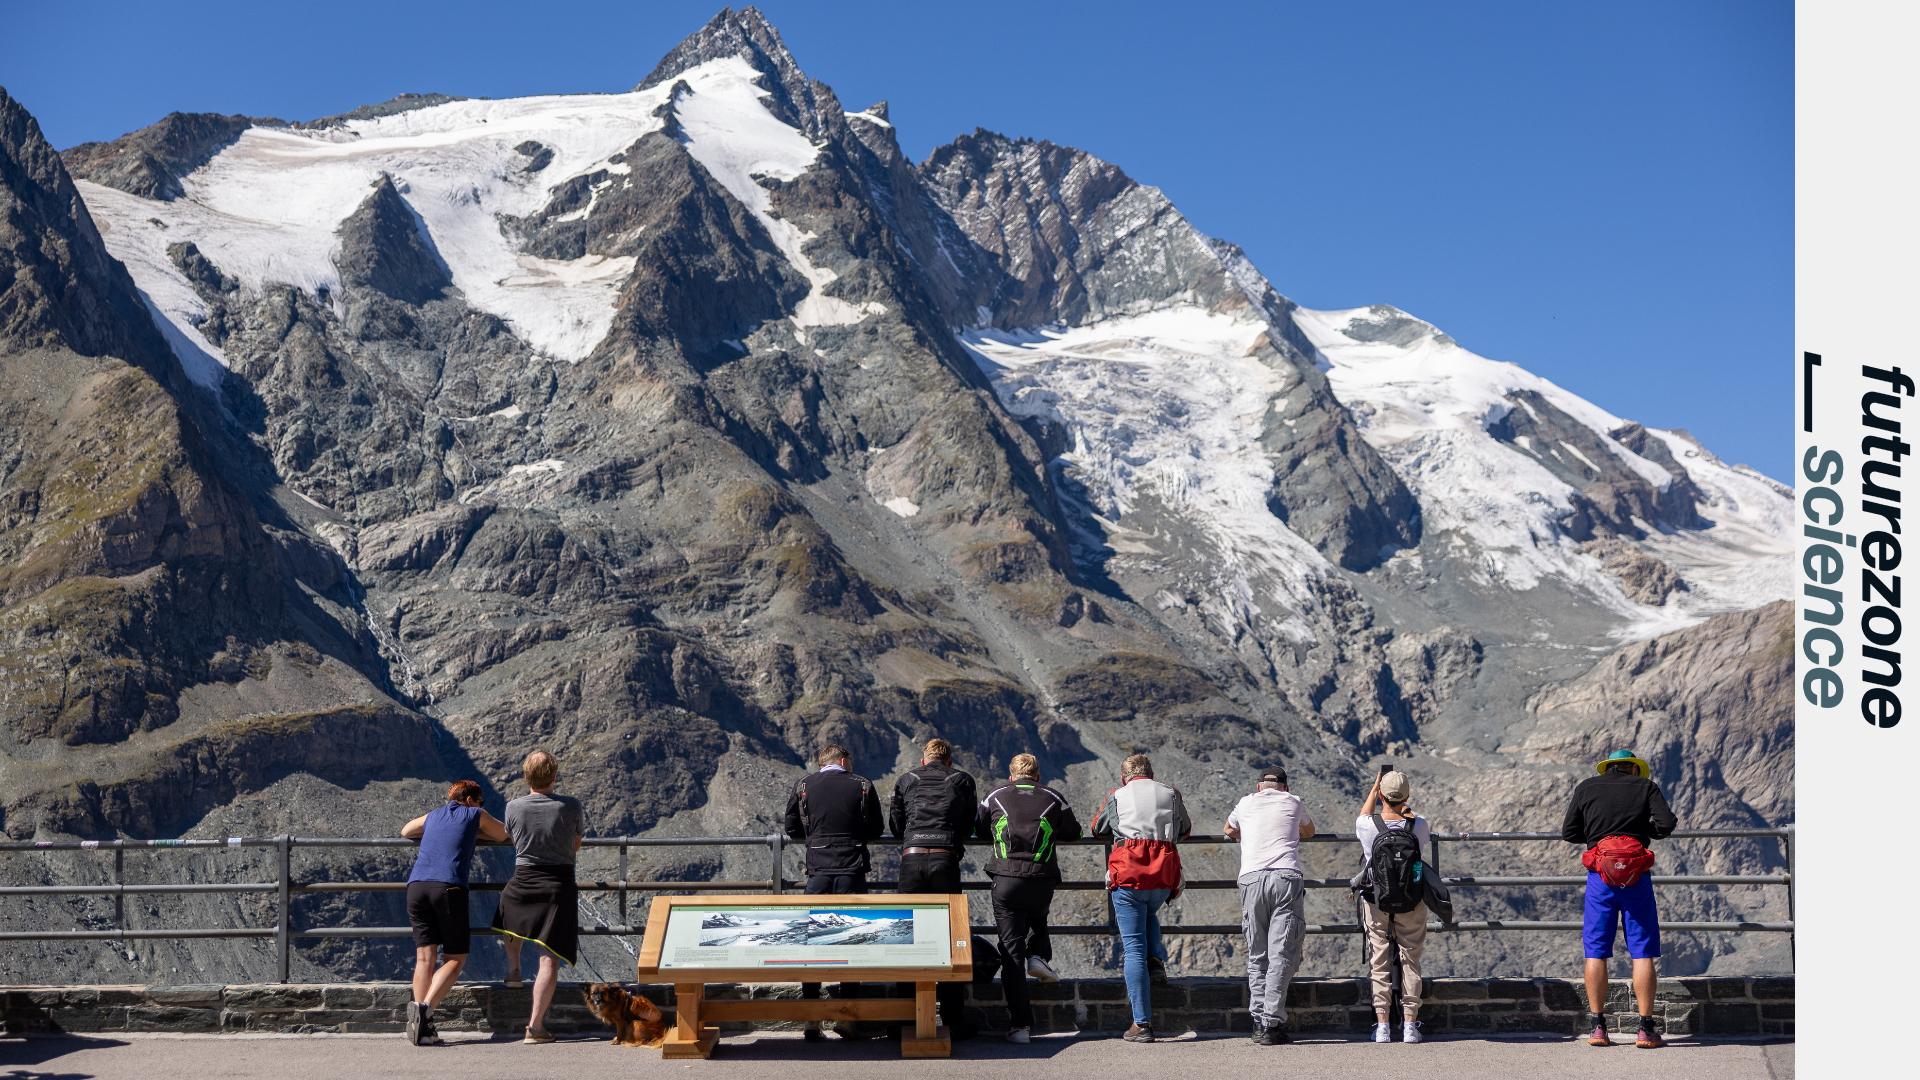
[1583,870,1660,959]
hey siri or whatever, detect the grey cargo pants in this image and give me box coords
[1239,868,1305,1025]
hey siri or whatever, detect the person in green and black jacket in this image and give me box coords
[977,752,1082,1044]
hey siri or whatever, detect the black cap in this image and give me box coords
[1259,767,1286,785]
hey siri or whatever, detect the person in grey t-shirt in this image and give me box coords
[505,791,586,867]
[490,750,587,1044]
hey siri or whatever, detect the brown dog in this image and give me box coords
[583,983,668,1047]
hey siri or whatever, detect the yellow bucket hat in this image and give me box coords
[1593,749,1651,777]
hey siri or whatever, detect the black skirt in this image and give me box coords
[491,863,578,965]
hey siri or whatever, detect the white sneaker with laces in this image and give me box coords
[1373,1021,1392,1043]
[1026,956,1060,982]
[1007,1027,1032,1044]
[1403,1020,1424,1044]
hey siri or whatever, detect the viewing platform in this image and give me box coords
[0,1026,1794,1080]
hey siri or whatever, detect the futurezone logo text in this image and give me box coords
[1801,353,1907,727]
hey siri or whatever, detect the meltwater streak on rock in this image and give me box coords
[0,5,1791,985]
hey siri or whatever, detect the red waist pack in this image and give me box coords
[1582,835,1656,888]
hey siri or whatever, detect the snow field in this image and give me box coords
[674,56,885,328]
[79,54,880,378]
[1294,305,1791,628]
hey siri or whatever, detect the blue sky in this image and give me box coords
[0,0,1790,478]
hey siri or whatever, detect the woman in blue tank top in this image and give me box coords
[399,780,507,1046]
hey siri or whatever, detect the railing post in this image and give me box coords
[768,833,784,894]
[112,843,125,930]
[617,840,629,927]
[1428,834,1443,926]
[1102,836,1116,935]
[1783,825,1795,965]
[275,835,292,983]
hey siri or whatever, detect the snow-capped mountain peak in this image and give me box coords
[807,912,862,927]
[637,6,844,141]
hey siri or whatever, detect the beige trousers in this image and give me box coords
[1364,900,1427,1018]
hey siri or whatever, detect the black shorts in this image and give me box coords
[406,880,471,955]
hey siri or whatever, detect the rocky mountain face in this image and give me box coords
[1,6,1790,984]
[0,86,466,855]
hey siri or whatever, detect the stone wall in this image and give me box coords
[1,976,1792,1039]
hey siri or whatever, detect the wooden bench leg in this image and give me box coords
[900,981,950,1058]
[661,984,718,1059]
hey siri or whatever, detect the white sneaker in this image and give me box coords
[1373,1021,1392,1043]
[1026,956,1060,982]
[1403,1020,1423,1044]
[1007,1027,1032,1044]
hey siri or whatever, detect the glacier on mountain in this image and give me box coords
[959,296,1788,644]
[960,308,1327,643]
[1294,304,1791,634]
[77,53,888,374]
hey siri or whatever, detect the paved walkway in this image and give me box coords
[0,1030,1792,1080]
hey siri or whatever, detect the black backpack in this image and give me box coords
[1366,813,1425,914]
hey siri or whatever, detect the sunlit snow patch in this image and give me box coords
[674,56,885,328]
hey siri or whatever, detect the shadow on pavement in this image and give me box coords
[698,1032,1078,1060]
[0,1032,130,1078]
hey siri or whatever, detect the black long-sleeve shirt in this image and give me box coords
[784,767,885,875]
[1561,772,1678,848]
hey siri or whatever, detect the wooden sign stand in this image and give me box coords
[634,893,972,1060]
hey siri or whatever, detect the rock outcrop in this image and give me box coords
[1522,601,1792,833]
[62,112,264,201]
[333,175,452,305]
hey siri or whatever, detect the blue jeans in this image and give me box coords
[1111,887,1171,1025]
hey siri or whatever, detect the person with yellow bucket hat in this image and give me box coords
[1561,749,1677,1049]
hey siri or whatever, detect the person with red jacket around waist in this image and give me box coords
[1090,753,1191,1044]
[1562,749,1677,1050]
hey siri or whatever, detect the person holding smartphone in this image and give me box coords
[1356,769,1432,1044]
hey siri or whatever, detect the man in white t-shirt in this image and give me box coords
[1224,766,1316,1045]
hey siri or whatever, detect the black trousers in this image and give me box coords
[802,872,866,1003]
[898,854,969,1032]
[989,874,1055,1029]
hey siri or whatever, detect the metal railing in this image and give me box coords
[0,827,1792,982]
